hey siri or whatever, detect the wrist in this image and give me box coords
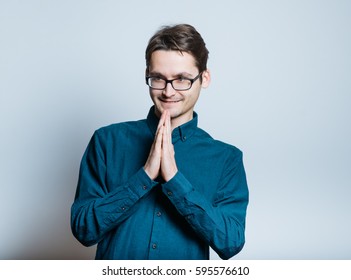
[164,168,178,182]
[143,165,158,181]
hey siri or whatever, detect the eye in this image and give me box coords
[177,76,188,82]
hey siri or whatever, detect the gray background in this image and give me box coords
[1,0,350,259]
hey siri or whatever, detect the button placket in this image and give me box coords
[148,188,164,259]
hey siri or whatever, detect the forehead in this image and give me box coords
[149,50,197,74]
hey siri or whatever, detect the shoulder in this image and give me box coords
[88,119,150,149]
[94,119,148,138]
[195,127,243,159]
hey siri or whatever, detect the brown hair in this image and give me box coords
[145,24,209,75]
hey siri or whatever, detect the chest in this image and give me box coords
[174,141,225,198]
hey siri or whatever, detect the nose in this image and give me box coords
[162,82,176,97]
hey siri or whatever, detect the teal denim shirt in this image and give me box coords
[71,107,249,259]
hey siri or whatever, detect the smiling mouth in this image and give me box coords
[159,98,181,103]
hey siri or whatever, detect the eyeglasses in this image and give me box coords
[145,72,203,91]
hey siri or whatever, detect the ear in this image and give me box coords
[201,69,211,89]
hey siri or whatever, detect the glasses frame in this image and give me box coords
[145,72,203,91]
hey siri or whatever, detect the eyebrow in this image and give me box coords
[148,71,194,78]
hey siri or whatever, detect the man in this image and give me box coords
[71,24,249,260]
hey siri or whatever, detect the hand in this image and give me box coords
[143,111,166,180]
[144,110,178,181]
[160,110,178,181]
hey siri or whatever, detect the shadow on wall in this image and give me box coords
[9,230,96,260]
[5,181,97,260]
[2,119,98,260]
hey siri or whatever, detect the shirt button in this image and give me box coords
[152,243,157,249]
[182,136,187,141]
[167,191,173,196]
[142,185,147,190]
[156,211,162,217]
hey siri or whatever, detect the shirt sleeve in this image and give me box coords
[161,148,249,260]
[71,131,158,247]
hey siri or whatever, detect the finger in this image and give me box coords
[165,111,172,145]
[149,119,164,157]
[162,121,167,150]
[157,110,167,130]
[156,124,164,147]
[155,111,167,145]
[162,112,168,146]
[155,121,163,141]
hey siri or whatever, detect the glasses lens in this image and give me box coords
[148,77,165,89]
[173,79,191,90]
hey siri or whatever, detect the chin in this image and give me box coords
[169,109,182,119]
[155,104,179,117]
[164,107,181,118]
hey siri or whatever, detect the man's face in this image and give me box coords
[147,50,210,127]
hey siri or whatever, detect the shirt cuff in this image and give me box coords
[162,171,194,201]
[127,167,159,198]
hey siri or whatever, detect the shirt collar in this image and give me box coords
[146,106,198,143]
